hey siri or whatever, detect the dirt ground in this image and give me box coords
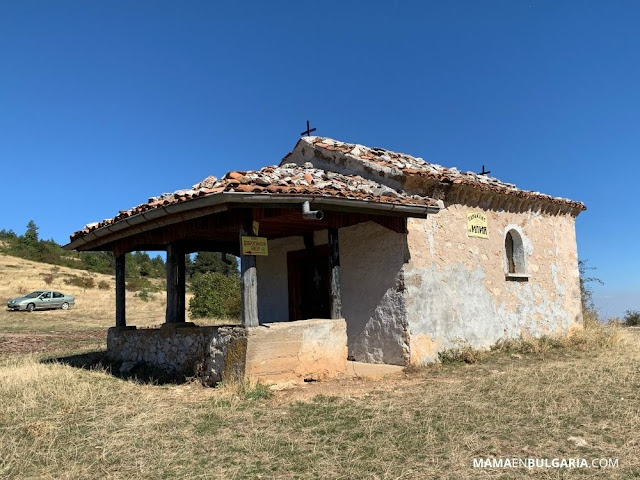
[0,322,429,404]
[0,329,106,355]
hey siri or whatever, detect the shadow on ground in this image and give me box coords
[42,351,194,385]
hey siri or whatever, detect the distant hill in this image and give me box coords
[0,222,239,299]
[0,252,170,330]
[0,222,166,281]
[0,252,231,330]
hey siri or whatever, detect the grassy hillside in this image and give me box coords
[0,253,230,335]
[0,224,166,280]
[0,253,169,333]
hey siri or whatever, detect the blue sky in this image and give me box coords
[0,1,638,317]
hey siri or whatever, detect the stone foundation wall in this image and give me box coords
[106,324,246,385]
[106,318,347,385]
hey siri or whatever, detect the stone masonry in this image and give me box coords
[106,319,347,385]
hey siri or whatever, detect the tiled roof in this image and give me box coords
[285,137,586,211]
[70,136,585,244]
[70,164,439,242]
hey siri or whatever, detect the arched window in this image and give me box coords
[504,228,528,277]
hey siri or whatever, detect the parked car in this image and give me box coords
[6,291,75,312]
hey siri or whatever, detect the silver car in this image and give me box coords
[7,291,75,312]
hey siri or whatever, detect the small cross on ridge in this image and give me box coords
[478,165,491,176]
[301,120,317,137]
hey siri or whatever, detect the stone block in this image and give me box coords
[244,318,347,384]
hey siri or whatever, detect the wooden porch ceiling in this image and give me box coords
[89,207,406,256]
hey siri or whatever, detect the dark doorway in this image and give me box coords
[287,245,330,321]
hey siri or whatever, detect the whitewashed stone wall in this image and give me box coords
[404,204,582,364]
[257,222,408,365]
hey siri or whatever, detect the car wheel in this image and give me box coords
[26,303,35,312]
[61,302,69,310]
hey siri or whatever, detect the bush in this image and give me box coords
[189,272,241,320]
[134,289,151,301]
[624,310,640,326]
[243,382,272,400]
[126,276,154,292]
[97,280,110,290]
[438,344,481,364]
[64,275,95,289]
[491,316,622,354]
[492,334,565,354]
[42,273,55,285]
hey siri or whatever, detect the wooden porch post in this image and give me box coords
[328,227,342,319]
[240,215,259,327]
[115,253,126,327]
[166,243,186,323]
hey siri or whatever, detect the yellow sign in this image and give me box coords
[467,212,488,239]
[241,236,268,256]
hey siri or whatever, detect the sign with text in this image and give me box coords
[467,212,488,239]
[241,236,268,256]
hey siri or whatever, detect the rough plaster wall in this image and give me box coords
[256,235,304,324]
[405,204,582,364]
[340,222,408,365]
[256,231,327,324]
[256,223,408,365]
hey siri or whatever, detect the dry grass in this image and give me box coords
[0,325,638,478]
[0,253,233,333]
[1,253,639,478]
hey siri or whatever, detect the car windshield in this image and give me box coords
[25,291,45,298]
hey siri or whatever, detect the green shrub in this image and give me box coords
[134,288,151,301]
[126,276,154,292]
[243,382,272,400]
[438,344,481,364]
[189,272,241,320]
[624,310,640,326]
[491,335,564,354]
[63,275,95,289]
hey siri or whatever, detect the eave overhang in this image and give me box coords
[65,192,442,252]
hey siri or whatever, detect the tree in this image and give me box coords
[579,259,603,317]
[0,229,17,240]
[150,255,166,277]
[125,251,166,279]
[623,310,640,326]
[188,272,241,319]
[185,254,194,277]
[80,251,115,274]
[24,220,39,244]
[135,252,154,277]
[189,252,238,278]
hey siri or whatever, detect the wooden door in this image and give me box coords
[287,246,330,321]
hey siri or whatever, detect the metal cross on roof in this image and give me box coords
[478,165,491,176]
[300,120,316,137]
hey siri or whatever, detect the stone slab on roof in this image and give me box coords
[283,136,586,211]
[70,163,439,242]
